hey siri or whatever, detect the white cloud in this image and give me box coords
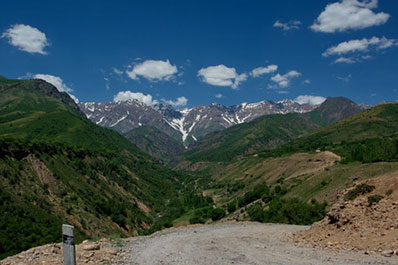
[323,37,398,57]
[311,0,390,33]
[250,65,278,77]
[273,20,301,31]
[126,60,178,81]
[270,70,301,88]
[294,95,326,105]
[215,93,223,98]
[33,74,78,103]
[1,24,50,54]
[303,79,311,84]
[113,91,158,106]
[161,96,188,107]
[197,65,247,89]
[112,67,123,75]
[334,57,356,64]
[34,74,72,93]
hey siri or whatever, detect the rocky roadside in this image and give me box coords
[294,172,398,257]
[0,239,125,265]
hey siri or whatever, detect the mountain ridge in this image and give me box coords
[79,98,316,145]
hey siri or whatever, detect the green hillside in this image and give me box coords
[182,97,361,163]
[179,103,398,226]
[0,77,211,259]
[124,126,185,162]
[0,79,142,153]
[184,113,318,163]
[260,103,398,162]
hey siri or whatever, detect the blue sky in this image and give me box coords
[1,0,398,108]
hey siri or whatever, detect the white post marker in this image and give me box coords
[62,224,76,265]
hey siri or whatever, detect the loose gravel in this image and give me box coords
[114,223,398,265]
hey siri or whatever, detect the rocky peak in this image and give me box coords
[79,98,318,144]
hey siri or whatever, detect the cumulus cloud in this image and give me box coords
[33,74,72,93]
[273,20,301,31]
[311,0,390,33]
[270,70,301,88]
[33,74,78,103]
[113,91,158,106]
[197,65,247,89]
[294,95,326,106]
[161,96,188,107]
[126,60,178,81]
[250,65,278,77]
[323,36,398,57]
[1,24,50,54]
[215,93,223,98]
[303,79,311,84]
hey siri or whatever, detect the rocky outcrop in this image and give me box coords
[294,172,398,256]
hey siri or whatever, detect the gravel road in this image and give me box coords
[115,223,398,265]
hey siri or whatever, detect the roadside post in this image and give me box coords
[62,224,76,265]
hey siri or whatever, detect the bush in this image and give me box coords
[211,208,226,221]
[227,202,237,213]
[344,184,375,201]
[189,216,205,224]
[238,185,270,207]
[367,194,384,206]
[247,204,264,222]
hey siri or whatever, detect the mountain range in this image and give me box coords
[78,99,315,145]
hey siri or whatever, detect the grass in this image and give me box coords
[172,209,196,225]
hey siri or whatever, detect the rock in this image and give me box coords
[82,244,100,251]
[103,248,117,255]
[381,250,394,257]
[328,212,339,224]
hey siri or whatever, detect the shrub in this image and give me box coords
[247,204,264,222]
[238,185,270,207]
[189,216,205,224]
[344,184,375,201]
[367,194,384,206]
[386,189,393,196]
[227,202,236,213]
[211,208,226,221]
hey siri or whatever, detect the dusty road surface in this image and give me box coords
[115,223,398,265]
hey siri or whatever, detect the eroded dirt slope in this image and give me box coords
[295,172,398,256]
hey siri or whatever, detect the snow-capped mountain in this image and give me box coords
[78,99,316,145]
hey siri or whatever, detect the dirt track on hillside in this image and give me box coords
[115,223,398,265]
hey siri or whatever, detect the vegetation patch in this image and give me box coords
[344,184,375,201]
[247,198,326,225]
[367,194,384,206]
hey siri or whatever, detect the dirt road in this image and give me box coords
[115,223,398,265]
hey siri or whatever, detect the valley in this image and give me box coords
[1,76,398,262]
[2,0,398,263]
